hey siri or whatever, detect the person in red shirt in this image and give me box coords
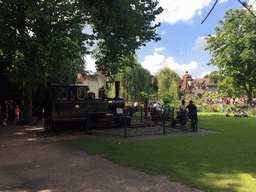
[15,105,20,123]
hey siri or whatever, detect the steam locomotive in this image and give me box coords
[43,81,130,131]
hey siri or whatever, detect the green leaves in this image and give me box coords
[206,8,256,105]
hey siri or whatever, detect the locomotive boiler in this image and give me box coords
[43,81,129,131]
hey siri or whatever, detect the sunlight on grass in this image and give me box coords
[198,172,256,192]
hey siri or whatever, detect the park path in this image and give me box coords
[0,121,205,192]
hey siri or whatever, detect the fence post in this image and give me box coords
[141,106,143,122]
[125,109,127,138]
[163,110,166,135]
[171,107,174,122]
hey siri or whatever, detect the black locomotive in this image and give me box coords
[43,81,130,131]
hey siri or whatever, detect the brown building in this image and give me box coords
[179,71,218,100]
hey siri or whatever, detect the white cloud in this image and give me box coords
[141,51,199,75]
[156,0,212,24]
[200,71,211,78]
[193,36,208,51]
[165,58,198,71]
[219,0,228,3]
[141,52,165,73]
[162,30,166,35]
[249,0,256,10]
[84,55,96,73]
[154,47,165,52]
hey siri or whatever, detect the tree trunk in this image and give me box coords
[248,84,253,107]
[22,84,32,124]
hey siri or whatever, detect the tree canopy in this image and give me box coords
[1,0,163,121]
[205,8,256,106]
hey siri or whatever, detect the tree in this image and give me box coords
[204,70,224,85]
[108,58,152,102]
[151,76,158,92]
[87,0,163,78]
[205,8,256,106]
[168,79,179,101]
[157,67,180,102]
[0,0,88,122]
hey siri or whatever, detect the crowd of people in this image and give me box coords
[137,99,197,124]
[206,97,256,105]
[0,100,20,126]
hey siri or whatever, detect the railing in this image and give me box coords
[90,107,187,138]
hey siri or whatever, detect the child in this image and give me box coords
[234,108,242,117]
[15,105,20,123]
[147,106,151,121]
[241,110,248,117]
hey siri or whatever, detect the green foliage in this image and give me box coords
[206,8,256,106]
[88,0,163,77]
[157,67,180,102]
[107,58,153,102]
[150,76,158,92]
[207,70,224,85]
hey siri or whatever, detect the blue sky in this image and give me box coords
[85,0,256,78]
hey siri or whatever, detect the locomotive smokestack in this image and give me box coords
[115,81,120,99]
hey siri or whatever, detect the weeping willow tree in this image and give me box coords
[107,59,153,102]
[157,67,180,102]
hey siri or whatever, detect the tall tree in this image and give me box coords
[157,67,180,102]
[205,8,256,106]
[168,79,179,101]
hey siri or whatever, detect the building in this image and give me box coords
[179,71,218,100]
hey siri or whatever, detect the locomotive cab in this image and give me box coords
[43,81,130,131]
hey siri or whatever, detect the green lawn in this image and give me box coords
[70,113,256,192]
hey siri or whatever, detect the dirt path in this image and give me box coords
[0,122,210,191]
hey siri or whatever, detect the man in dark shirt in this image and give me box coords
[186,100,197,114]
[186,100,197,130]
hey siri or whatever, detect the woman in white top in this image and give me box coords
[153,101,159,111]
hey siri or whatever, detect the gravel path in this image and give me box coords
[0,121,219,191]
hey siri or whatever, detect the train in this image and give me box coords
[43,81,131,131]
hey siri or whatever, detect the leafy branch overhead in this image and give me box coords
[85,0,163,77]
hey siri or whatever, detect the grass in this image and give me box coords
[70,113,256,192]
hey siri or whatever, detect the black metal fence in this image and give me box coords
[90,107,193,137]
